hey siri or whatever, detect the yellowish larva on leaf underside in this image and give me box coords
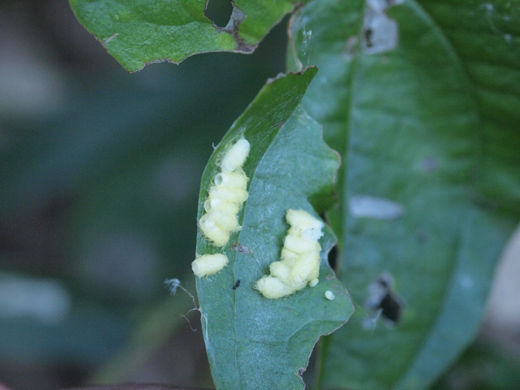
[192,254,229,278]
[220,138,251,172]
[198,137,250,248]
[256,209,324,299]
[192,138,250,278]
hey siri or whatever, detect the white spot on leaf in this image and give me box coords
[362,10,398,54]
[362,0,403,54]
[325,290,336,300]
[349,195,405,220]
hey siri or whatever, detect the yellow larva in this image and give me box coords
[192,254,229,278]
[198,138,250,247]
[219,138,250,172]
[256,209,324,299]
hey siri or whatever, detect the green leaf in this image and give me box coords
[68,0,305,71]
[288,0,520,389]
[194,69,353,389]
[432,339,520,390]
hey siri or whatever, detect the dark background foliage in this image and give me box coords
[0,1,287,388]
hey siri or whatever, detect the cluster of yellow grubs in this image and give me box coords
[255,209,323,298]
[191,137,334,300]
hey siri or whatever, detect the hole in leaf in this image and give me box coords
[205,0,234,28]
[362,0,400,54]
[379,290,402,323]
[327,244,338,271]
[364,27,374,48]
[364,272,404,327]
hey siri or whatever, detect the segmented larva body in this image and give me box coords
[192,138,250,278]
[199,138,250,247]
[192,254,229,278]
[256,209,324,299]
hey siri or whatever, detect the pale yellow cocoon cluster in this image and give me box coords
[256,209,324,299]
[192,254,229,278]
[198,138,250,247]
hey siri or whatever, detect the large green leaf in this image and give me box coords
[68,0,305,71]
[288,0,520,389]
[194,69,353,389]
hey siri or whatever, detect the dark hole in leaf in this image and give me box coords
[379,291,402,323]
[301,343,318,384]
[364,28,374,48]
[327,244,338,270]
[365,273,404,326]
[205,0,234,28]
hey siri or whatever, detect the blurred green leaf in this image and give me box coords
[288,0,520,388]
[0,303,130,366]
[432,339,520,390]
[195,69,353,389]
[68,0,305,71]
[90,276,199,383]
[0,35,287,377]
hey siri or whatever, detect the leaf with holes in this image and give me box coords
[288,0,520,389]
[68,0,310,71]
[194,69,353,389]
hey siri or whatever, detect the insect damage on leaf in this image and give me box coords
[256,209,324,299]
[363,272,404,328]
[192,253,229,278]
[199,138,251,247]
[362,0,403,54]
